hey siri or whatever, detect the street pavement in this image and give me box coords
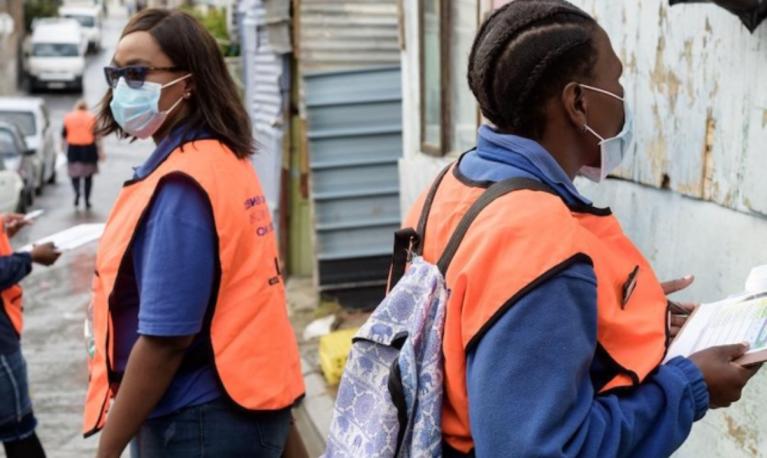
[3,6,151,457]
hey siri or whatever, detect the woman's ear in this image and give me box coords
[562,82,588,132]
[183,77,194,98]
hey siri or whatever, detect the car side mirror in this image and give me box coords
[24,148,35,156]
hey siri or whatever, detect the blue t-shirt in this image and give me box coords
[111,128,222,418]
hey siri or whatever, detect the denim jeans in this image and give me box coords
[130,397,291,458]
[0,350,37,443]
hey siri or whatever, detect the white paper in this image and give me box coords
[21,223,105,252]
[23,209,44,221]
[664,291,767,363]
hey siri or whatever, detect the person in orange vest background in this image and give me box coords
[0,213,59,458]
[83,9,304,458]
[404,1,762,456]
[62,99,103,210]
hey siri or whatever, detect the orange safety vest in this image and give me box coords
[82,139,305,436]
[63,109,96,146]
[0,226,23,335]
[404,163,668,454]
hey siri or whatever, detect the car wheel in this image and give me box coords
[16,191,27,214]
[36,165,44,195]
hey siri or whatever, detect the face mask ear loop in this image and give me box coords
[578,83,624,102]
[583,123,606,144]
[162,94,187,116]
[161,73,192,89]
[158,74,192,116]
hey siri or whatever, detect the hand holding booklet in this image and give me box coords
[665,291,767,366]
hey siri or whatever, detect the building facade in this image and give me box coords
[0,0,24,95]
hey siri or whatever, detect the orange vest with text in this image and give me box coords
[0,226,23,335]
[82,140,305,436]
[404,164,669,454]
[63,109,96,146]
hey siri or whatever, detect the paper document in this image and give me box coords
[665,292,767,366]
[23,209,44,221]
[21,223,105,252]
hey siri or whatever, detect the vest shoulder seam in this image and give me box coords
[464,253,594,354]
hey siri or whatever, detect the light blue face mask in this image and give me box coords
[578,83,634,183]
[110,74,191,139]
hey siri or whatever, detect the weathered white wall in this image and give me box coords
[574,0,767,215]
[580,178,767,457]
[399,0,767,456]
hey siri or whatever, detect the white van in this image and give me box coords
[59,3,102,52]
[24,19,87,93]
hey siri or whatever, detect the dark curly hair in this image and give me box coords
[468,0,599,139]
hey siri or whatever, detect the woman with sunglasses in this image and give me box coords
[402,1,761,456]
[83,9,304,458]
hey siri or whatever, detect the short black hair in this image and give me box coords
[468,0,598,139]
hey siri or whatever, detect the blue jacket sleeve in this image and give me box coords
[466,262,709,458]
[0,253,32,291]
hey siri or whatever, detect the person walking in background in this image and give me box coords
[0,214,60,458]
[62,100,102,210]
[83,9,304,458]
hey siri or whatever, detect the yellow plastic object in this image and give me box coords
[319,328,359,385]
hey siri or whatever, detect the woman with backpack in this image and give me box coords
[402,1,760,456]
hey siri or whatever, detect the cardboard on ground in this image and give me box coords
[665,292,767,366]
[21,223,105,253]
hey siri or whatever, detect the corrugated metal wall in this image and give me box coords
[240,0,290,231]
[305,67,402,308]
[298,0,400,73]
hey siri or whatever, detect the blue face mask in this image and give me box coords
[110,74,191,139]
[578,83,634,183]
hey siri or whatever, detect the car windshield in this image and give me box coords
[0,130,20,158]
[32,43,79,57]
[0,111,36,136]
[66,15,95,28]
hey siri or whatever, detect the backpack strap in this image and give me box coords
[414,163,452,255]
[436,178,557,275]
[389,164,453,287]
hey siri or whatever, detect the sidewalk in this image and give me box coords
[285,277,372,457]
[285,277,335,456]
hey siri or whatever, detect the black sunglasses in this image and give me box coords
[103,65,181,89]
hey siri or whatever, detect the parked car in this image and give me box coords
[0,157,23,215]
[0,122,38,212]
[0,97,58,194]
[24,18,87,93]
[59,3,103,52]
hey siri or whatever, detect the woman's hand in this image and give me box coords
[689,343,762,408]
[662,275,698,339]
[31,242,61,266]
[3,213,29,238]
